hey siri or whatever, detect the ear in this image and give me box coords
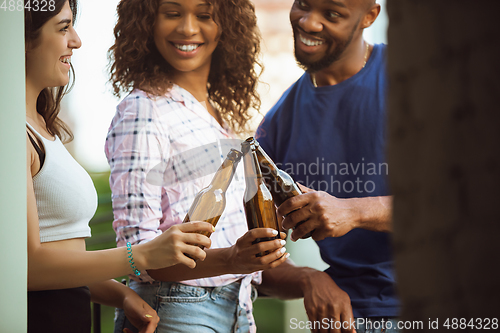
[361,3,381,29]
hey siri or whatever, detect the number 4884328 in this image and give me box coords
[1,1,56,11]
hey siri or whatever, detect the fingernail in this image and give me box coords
[212,226,216,232]
[145,314,153,318]
[280,240,286,246]
[271,230,278,236]
[280,247,286,254]
[285,253,290,259]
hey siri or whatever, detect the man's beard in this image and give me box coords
[292,24,358,73]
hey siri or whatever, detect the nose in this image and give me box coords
[298,11,323,33]
[177,14,199,37]
[69,27,82,49]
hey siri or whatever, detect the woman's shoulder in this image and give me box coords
[120,88,153,104]
[114,87,189,127]
[119,87,182,107]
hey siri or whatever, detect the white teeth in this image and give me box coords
[174,44,199,52]
[299,35,324,47]
[60,57,71,64]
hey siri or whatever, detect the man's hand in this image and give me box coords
[278,184,360,241]
[301,270,356,333]
[259,261,356,332]
[279,184,392,241]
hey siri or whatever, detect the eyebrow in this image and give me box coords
[159,1,180,5]
[324,0,347,8]
[57,18,72,25]
[159,1,211,7]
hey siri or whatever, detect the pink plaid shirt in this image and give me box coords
[105,86,261,331]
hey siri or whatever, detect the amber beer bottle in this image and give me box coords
[242,139,280,256]
[183,149,243,246]
[250,138,312,239]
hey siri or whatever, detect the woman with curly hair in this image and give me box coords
[105,0,290,332]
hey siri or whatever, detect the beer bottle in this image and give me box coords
[242,138,280,256]
[250,137,313,239]
[183,148,243,244]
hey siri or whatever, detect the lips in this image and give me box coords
[170,41,203,53]
[298,34,324,47]
[59,55,71,65]
[173,43,201,52]
[295,31,327,56]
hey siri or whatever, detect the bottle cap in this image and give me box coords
[227,148,243,162]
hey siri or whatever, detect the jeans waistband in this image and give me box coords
[157,280,242,301]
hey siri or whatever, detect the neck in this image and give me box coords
[171,68,222,125]
[171,67,210,104]
[312,38,371,87]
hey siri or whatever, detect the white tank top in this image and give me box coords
[27,123,97,242]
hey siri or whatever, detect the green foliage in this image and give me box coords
[86,172,115,251]
[254,298,285,333]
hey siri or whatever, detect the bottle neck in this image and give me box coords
[243,148,264,200]
[254,146,279,177]
[211,158,239,192]
[244,149,263,179]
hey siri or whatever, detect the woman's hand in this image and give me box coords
[122,291,160,333]
[135,221,214,271]
[227,228,289,274]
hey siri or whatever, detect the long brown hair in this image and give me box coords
[108,0,262,134]
[25,0,78,142]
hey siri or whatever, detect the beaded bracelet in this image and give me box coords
[126,242,141,276]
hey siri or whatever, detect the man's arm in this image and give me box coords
[259,259,355,333]
[279,184,392,241]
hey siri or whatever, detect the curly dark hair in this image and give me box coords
[25,0,78,143]
[108,0,262,134]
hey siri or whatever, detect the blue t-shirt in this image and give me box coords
[257,44,399,318]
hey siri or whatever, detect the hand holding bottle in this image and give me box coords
[247,137,313,239]
[226,228,289,274]
[134,221,214,271]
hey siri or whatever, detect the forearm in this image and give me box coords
[259,259,318,299]
[356,195,393,232]
[28,244,147,291]
[148,229,288,281]
[148,247,232,281]
[89,279,160,331]
[88,279,130,308]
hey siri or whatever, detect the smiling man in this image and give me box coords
[256,1,400,332]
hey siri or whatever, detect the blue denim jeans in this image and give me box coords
[114,280,250,333]
[355,318,401,333]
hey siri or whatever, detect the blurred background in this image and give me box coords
[63,0,387,332]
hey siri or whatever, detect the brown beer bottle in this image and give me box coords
[241,138,280,256]
[183,149,243,243]
[250,137,313,239]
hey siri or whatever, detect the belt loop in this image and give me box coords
[165,281,174,296]
[211,286,220,300]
